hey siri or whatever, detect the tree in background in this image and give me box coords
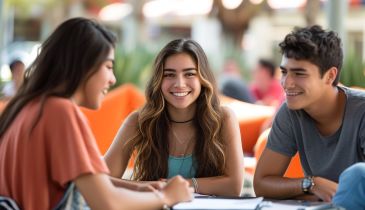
[211,0,266,48]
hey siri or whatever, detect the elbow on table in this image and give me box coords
[227,179,244,197]
[233,187,242,197]
[253,189,265,197]
[253,177,266,197]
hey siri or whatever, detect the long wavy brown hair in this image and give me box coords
[126,39,226,181]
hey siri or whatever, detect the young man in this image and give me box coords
[253,25,365,206]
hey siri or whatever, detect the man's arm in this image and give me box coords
[254,148,303,199]
[254,148,337,201]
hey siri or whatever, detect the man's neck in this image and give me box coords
[305,86,346,136]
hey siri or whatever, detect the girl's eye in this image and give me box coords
[163,73,174,77]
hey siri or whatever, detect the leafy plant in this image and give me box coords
[113,43,155,89]
[340,53,365,88]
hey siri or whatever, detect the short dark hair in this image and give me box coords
[279,25,343,85]
[258,58,276,78]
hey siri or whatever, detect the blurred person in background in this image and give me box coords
[219,59,255,103]
[1,53,28,99]
[250,58,284,107]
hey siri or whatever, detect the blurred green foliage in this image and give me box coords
[113,43,155,90]
[7,0,55,16]
[340,53,365,88]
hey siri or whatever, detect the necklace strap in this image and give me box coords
[169,118,194,123]
[172,129,194,157]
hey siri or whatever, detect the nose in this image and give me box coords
[110,72,117,86]
[174,74,186,87]
[281,74,294,89]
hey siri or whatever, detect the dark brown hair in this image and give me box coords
[0,17,116,138]
[279,25,343,85]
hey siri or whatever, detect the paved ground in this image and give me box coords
[242,173,255,197]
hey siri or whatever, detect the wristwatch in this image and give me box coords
[301,176,314,194]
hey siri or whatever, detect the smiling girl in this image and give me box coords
[105,38,244,196]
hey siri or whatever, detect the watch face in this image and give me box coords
[302,177,313,192]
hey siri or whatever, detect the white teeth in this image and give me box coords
[173,92,189,97]
[102,89,108,95]
[286,92,301,96]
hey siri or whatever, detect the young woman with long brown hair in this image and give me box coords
[105,38,244,196]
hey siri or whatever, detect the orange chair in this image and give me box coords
[221,96,276,156]
[81,83,145,155]
[254,128,304,178]
[0,100,9,113]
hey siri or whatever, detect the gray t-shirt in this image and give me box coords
[267,86,365,182]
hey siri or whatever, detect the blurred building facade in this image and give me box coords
[1,0,365,86]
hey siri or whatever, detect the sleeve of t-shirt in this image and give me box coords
[43,99,110,187]
[266,103,297,157]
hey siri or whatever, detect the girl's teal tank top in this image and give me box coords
[167,154,196,179]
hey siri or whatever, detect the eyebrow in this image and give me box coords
[163,68,197,72]
[280,66,307,73]
[105,58,115,64]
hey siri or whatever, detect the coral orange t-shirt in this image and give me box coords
[0,97,109,210]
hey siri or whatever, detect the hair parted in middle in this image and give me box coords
[126,38,226,181]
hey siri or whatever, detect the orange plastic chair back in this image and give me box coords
[254,128,304,178]
[220,95,275,155]
[81,84,145,155]
[0,100,8,113]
